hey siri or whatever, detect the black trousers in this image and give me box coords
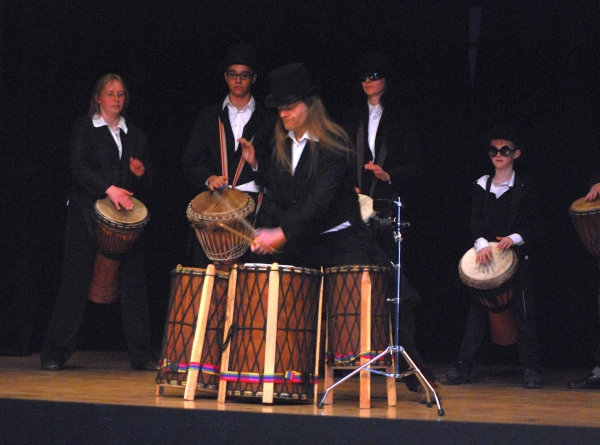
[457,257,541,369]
[41,202,155,367]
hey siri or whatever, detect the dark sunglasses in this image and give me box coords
[360,73,385,82]
[488,146,516,157]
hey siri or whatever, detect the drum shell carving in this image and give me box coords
[569,197,600,257]
[156,267,230,392]
[222,263,322,401]
[89,197,149,304]
[458,243,518,345]
[324,265,392,367]
[186,189,255,263]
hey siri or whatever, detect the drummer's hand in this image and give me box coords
[207,175,228,191]
[106,185,134,210]
[586,183,600,201]
[495,236,515,250]
[238,138,257,169]
[129,157,146,177]
[251,227,287,255]
[355,187,361,194]
[364,161,390,182]
[476,246,492,264]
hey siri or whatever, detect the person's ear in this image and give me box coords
[513,149,521,159]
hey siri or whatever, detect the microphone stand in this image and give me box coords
[318,197,444,415]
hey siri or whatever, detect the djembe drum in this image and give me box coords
[323,265,392,368]
[569,197,600,257]
[156,265,229,398]
[88,197,149,304]
[218,263,322,404]
[458,243,518,345]
[186,188,255,264]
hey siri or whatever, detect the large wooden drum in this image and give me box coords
[569,197,600,257]
[219,263,322,404]
[458,243,518,346]
[186,189,255,263]
[324,265,392,368]
[156,266,229,396]
[88,197,149,304]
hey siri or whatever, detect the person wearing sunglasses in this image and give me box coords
[341,53,432,394]
[182,43,276,267]
[445,124,544,389]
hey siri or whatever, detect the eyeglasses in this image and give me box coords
[488,146,516,157]
[360,73,385,82]
[226,71,254,80]
[103,92,126,99]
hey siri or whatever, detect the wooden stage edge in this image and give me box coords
[1,351,600,445]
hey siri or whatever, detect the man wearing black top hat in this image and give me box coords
[250,63,381,268]
[182,43,276,266]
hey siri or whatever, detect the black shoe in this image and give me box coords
[41,361,61,371]
[444,360,471,385]
[523,369,544,389]
[568,373,600,390]
[133,360,160,371]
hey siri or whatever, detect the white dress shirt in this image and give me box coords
[92,114,127,160]
[474,171,524,251]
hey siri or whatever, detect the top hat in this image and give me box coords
[356,52,390,76]
[225,43,258,72]
[265,63,318,108]
[482,124,524,150]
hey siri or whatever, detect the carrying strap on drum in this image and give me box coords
[356,119,388,198]
[218,118,263,219]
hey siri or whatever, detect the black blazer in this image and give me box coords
[69,116,152,226]
[262,138,362,242]
[182,99,276,194]
[342,98,423,202]
[470,173,541,259]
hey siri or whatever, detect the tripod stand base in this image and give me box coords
[318,346,444,416]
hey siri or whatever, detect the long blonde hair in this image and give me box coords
[273,96,353,176]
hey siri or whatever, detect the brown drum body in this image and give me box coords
[569,197,600,256]
[186,189,255,263]
[221,264,322,401]
[89,197,149,304]
[324,265,392,367]
[459,243,518,346]
[156,267,229,393]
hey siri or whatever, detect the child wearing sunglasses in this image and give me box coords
[445,124,544,389]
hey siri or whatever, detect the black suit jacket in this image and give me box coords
[470,173,541,259]
[261,138,362,242]
[342,98,423,203]
[182,99,276,194]
[69,116,152,227]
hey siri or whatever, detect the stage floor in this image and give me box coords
[1,350,599,427]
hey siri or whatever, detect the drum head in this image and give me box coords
[187,189,255,222]
[95,197,148,225]
[570,197,600,214]
[358,194,376,223]
[458,242,517,290]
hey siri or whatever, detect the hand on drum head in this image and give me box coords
[251,227,286,255]
[495,236,515,250]
[586,183,600,201]
[476,246,493,264]
[105,185,134,210]
[129,157,146,178]
[238,138,257,169]
[207,175,229,191]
